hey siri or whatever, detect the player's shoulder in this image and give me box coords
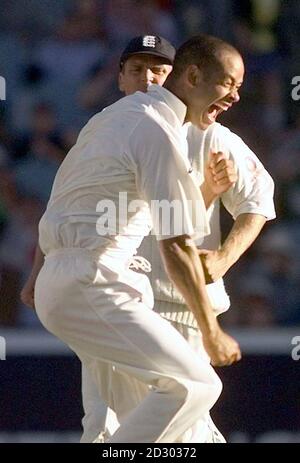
[208,122,242,145]
[103,91,152,116]
[130,93,185,143]
[186,122,234,155]
[84,92,152,135]
[210,122,256,160]
[103,91,172,126]
[213,124,268,174]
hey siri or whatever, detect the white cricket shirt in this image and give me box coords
[141,122,276,327]
[38,85,209,270]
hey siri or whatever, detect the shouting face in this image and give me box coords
[186,51,244,129]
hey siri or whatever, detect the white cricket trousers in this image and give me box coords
[35,248,222,443]
[81,321,220,443]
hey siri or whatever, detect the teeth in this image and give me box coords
[207,108,218,122]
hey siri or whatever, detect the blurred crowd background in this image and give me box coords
[0,0,299,330]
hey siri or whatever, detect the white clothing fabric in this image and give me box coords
[79,119,275,442]
[35,248,222,443]
[35,85,217,443]
[81,363,116,443]
[138,121,276,326]
[80,312,225,443]
[38,85,209,261]
[187,122,276,226]
[171,322,225,443]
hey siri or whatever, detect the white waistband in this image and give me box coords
[45,248,151,275]
[45,247,103,259]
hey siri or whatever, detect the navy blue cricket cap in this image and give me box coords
[119,35,175,69]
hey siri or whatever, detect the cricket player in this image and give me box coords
[81,35,237,444]
[21,35,275,443]
[21,35,235,443]
[80,35,275,443]
[33,34,246,443]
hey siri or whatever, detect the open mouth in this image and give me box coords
[203,103,232,126]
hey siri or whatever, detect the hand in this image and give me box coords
[198,249,229,283]
[203,326,241,367]
[20,277,35,310]
[203,151,237,197]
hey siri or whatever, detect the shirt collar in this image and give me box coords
[147,84,187,126]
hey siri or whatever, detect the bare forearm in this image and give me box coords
[28,244,45,283]
[201,182,218,209]
[159,236,218,336]
[221,213,266,269]
[20,244,45,309]
[159,235,242,366]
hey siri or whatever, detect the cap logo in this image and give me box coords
[143,36,156,48]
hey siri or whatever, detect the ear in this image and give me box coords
[118,71,125,92]
[187,64,203,88]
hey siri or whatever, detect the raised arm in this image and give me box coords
[199,127,275,282]
[159,234,241,366]
[128,117,241,366]
[201,150,237,209]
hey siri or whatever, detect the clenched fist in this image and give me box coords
[198,249,230,283]
[204,151,237,196]
[203,326,242,367]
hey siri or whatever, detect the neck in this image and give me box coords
[164,76,190,123]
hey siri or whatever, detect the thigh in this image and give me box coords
[35,255,217,387]
[171,322,210,362]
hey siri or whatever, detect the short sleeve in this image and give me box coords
[212,128,276,221]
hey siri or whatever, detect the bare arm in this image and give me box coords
[221,213,266,267]
[20,244,45,309]
[159,234,241,366]
[200,213,266,282]
[201,181,218,209]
